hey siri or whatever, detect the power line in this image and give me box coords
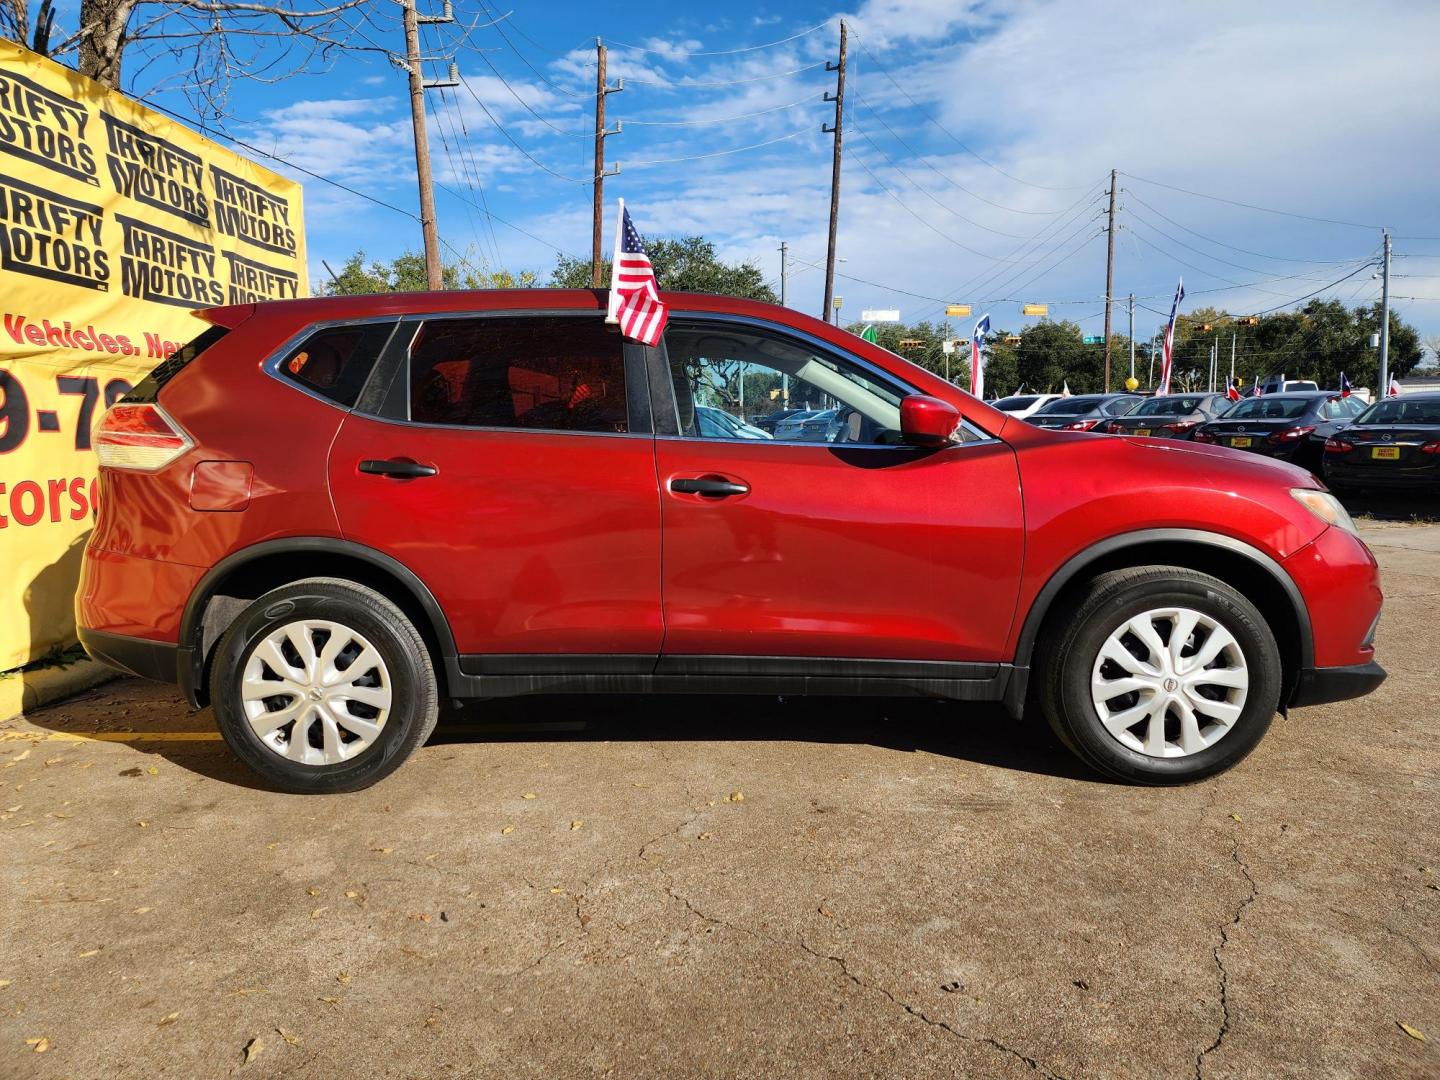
[603,19,832,57]
[461,44,591,137]
[624,60,828,89]
[1123,189,1361,265]
[621,93,818,126]
[456,72,594,182]
[623,128,812,168]
[1119,172,1382,231]
[848,32,1087,195]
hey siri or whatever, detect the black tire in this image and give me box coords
[1034,566,1282,785]
[209,578,439,794]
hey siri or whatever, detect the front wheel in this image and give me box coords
[1035,567,1282,784]
[209,578,439,794]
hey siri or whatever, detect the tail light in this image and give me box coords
[94,403,193,471]
[1324,437,1354,453]
[1266,424,1316,444]
[1063,419,1100,431]
[1193,429,1216,443]
[1422,441,1440,456]
[1163,420,1199,434]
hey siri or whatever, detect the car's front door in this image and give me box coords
[328,312,662,666]
[651,316,1024,666]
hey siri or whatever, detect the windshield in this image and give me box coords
[1034,395,1104,416]
[1134,396,1203,417]
[994,395,1040,412]
[1354,398,1440,425]
[1223,397,1312,420]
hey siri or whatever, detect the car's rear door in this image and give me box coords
[650,315,1024,667]
[328,312,663,667]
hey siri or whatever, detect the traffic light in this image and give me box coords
[1236,316,1259,326]
[898,339,924,350]
[1004,335,1022,344]
[1197,323,1213,332]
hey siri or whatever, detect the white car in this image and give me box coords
[991,393,1063,420]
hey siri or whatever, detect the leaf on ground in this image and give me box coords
[158,1011,179,1026]
[1230,813,1242,822]
[306,887,320,897]
[317,996,339,1006]
[136,820,150,828]
[5,805,20,813]
[44,757,63,766]
[78,948,100,958]
[132,906,152,915]
[549,887,565,895]
[570,820,583,830]
[344,890,361,899]
[411,912,431,922]
[0,979,11,989]
[521,792,537,800]
[336,972,351,985]
[1398,1022,1426,1041]
[119,767,142,777]
[424,852,439,861]
[727,791,745,803]
[13,750,31,762]
[146,766,158,776]
[818,905,835,919]
[500,826,514,835]
[277,1027,301,1047]
[372,847,393,855]
[25,1037,49,1053]
[310,907,328,919]
[242,1036,263,1064]
[697,831,713,840]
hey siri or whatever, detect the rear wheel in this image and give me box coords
[1035,567,1282,784]
[209,578,438,794]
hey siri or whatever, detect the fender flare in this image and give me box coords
[178,536,459,703]
[1011,526,1314,674]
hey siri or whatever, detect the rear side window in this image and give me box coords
[407,316,627,434]
[278,322,394,408]
[124,325,229,403]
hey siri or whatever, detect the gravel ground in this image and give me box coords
[1,523,1436,1079]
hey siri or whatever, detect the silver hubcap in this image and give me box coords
[1090,606,1249,759]
[241,619,392,766]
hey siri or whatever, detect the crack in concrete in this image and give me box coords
[1194,837,1258,1080]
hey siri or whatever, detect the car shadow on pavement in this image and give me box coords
[1340,492,1440,523]
[431,694,1112,785]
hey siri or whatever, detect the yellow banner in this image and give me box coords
[0,43,308,670]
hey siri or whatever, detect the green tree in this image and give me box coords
[552,236,776,302]
[324,250,537,296]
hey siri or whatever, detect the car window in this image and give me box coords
[1035,395,1103,416]
[1223,397,1311,420]
[407,316,628,433]
[994,395,1039,412]
[1135,396,1198,416]
[1103,397,1138,415]
[663,322,915,445]
[279,322,394,408]
[1355,398,1440,425]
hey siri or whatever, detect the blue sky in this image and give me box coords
[109,0,1440,348]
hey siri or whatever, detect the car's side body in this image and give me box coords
[1322,391,1440,493]
[1026,393,1143,431]
[1194,391,1364,472]
[1104,393,1233,440]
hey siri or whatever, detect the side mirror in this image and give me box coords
[899,394,961,448]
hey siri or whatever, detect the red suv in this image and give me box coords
[77,291,1384,793]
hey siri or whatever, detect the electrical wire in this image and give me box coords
[457,73,593,182]
[462,43,592,137]
[1123,190,1361,265]
[620,93,818,126]
[1120,172,1383,231]
[622,128,812,168]
[604,19,832,57]
[848,32,1087,194]
[623,60,827,89]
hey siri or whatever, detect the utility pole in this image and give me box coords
[821,21,847,324]
[1127,292,1135,383]
[591,41,622,287]
[1379,228,1392,392]
[1102,168,1117,390]
[402,0,455,290]
[1149,334,1157,388]
[1229,333,1236,387]
[778,242,788,307]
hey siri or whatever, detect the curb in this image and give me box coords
[0,660,119,724]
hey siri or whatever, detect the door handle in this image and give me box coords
[358,458,438,479]
[670,477,749,497]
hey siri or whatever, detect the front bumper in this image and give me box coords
[1290,661,1387,707]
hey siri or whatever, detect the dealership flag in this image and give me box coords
[970,313,991,398]
[1388,374,1402,397]
[1226,375,1241,402]
[605,200,668,346]
[1156,277,1185,395]
[1339,371,1352,397]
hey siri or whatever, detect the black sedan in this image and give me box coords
[748,408,809,435]
[1322,392,1440,495]
[1026,393,1143,431]
[1193,392,1364,472]
[1103,393,1233,440]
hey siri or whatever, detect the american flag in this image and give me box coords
[970,313,991,398]
[1156,277,1184,395]
[605,201,668,346]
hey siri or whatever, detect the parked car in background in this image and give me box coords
[1193,392,1365,472]
[774,407,840,442]
[1105,393,1233,440]
[695,405,771,440]
[77,289,1384,794]
[992,393,1062,420]
[1260,377,1320,395]
[1027,393,1143,431]
[749,408,807,434]
[1322,392,1440,495]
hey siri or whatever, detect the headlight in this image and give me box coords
[1291,488,1357,535]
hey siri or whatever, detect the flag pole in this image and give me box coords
[605,197,625,325]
